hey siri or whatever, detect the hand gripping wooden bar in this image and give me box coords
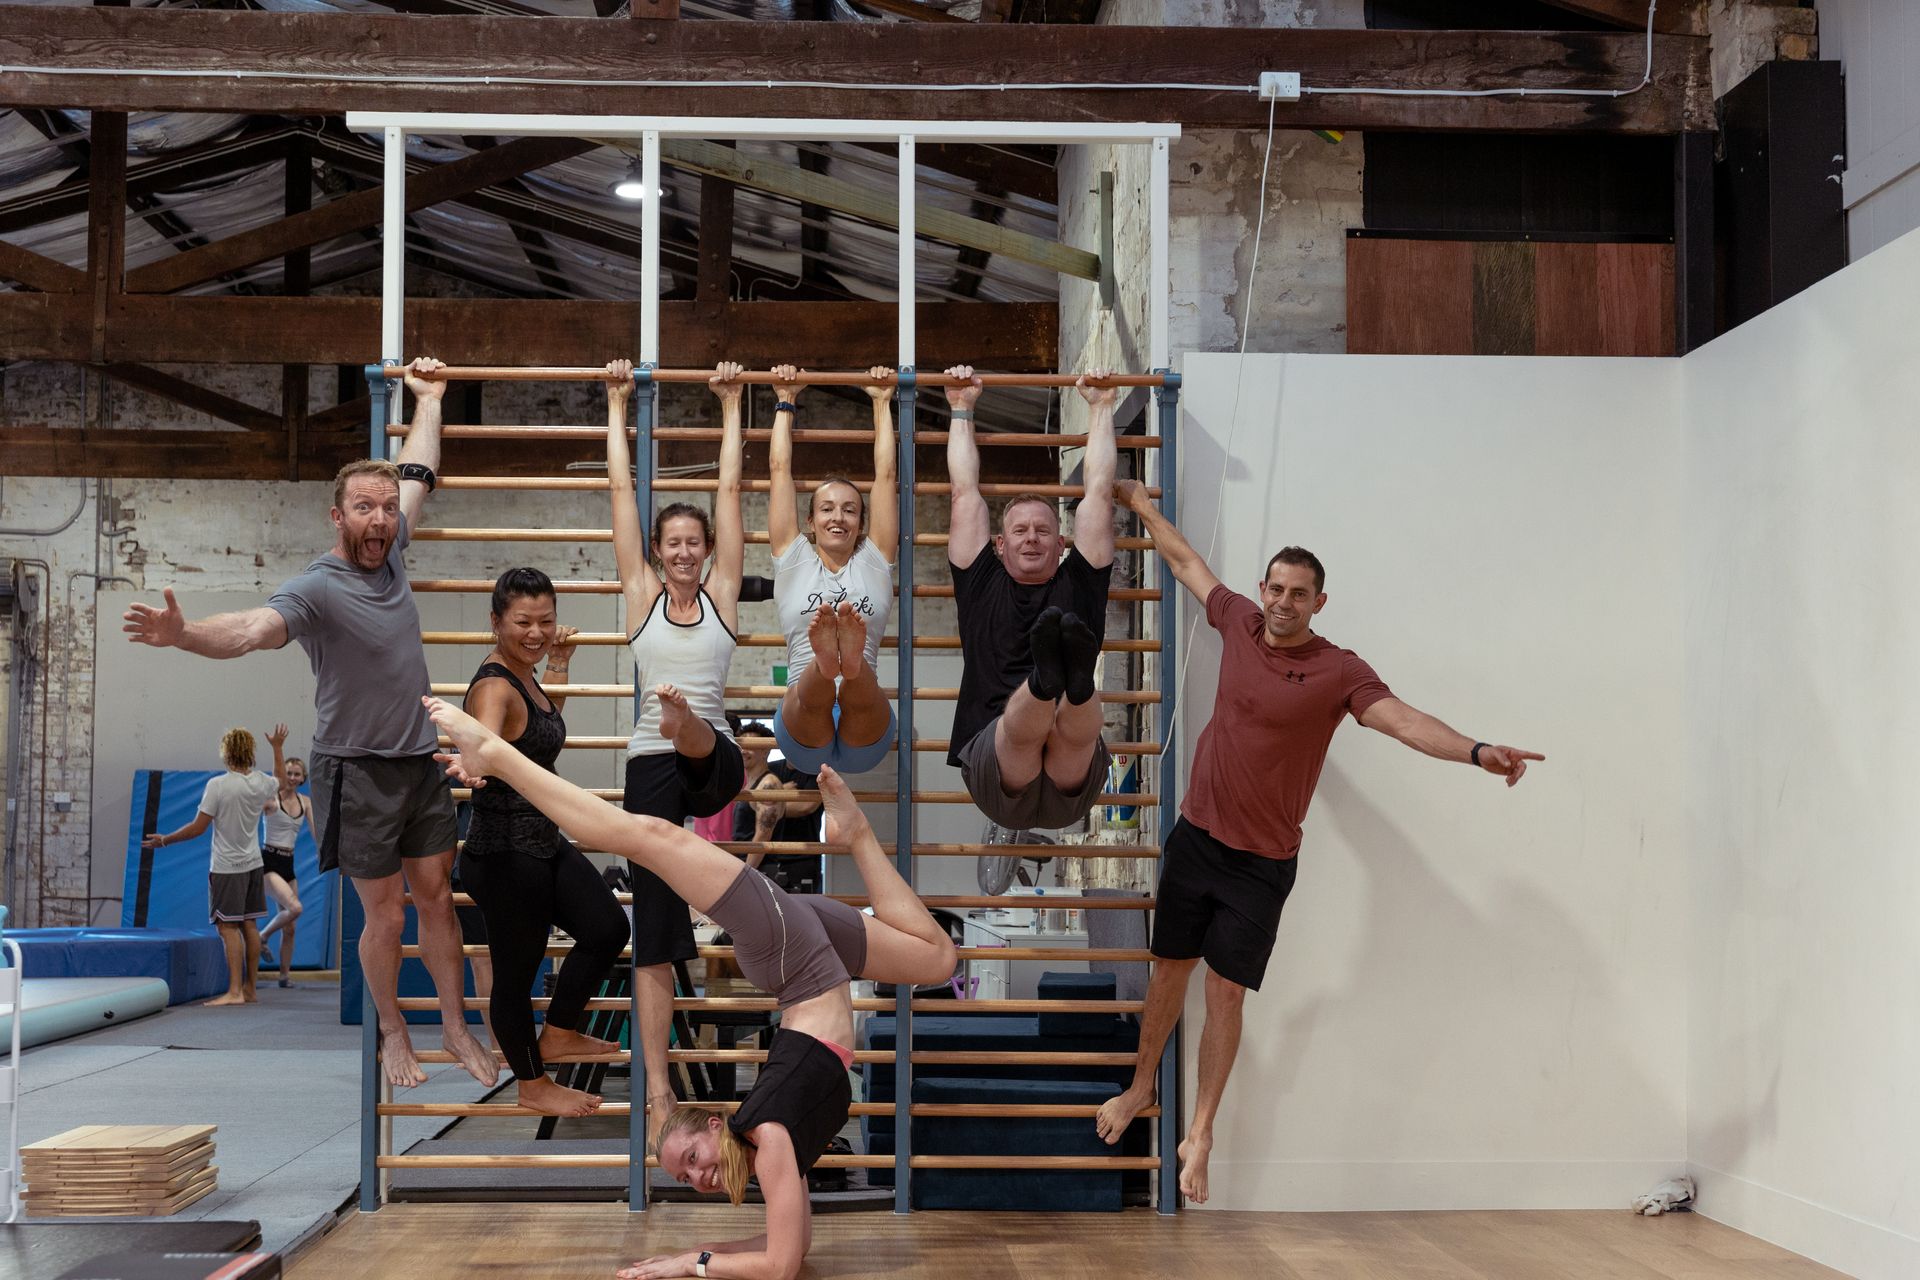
[384,365,1172,389]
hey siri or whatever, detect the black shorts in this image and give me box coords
[1149,817,1297,992]
[622,741,744,968]
[261,846,296,883]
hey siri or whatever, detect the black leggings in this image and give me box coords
[457,842,631,1081]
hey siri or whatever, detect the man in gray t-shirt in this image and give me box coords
[123,357,496,1092]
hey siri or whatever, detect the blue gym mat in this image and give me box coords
[120,768,338,970]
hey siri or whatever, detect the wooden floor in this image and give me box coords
[287,1202,1850,1279]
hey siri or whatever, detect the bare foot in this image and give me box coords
[834,601,868,677]
[1177,1132,1213,1204]
[242,992,258,1004]
[808,605,841,680]
[516,1075,603,1118]
[816,765,868,847]
[203,992,246,1007]
[382,1027,430,1089]
[655,683,691,743]
[1095,1086,1154,1145]
[442,1025,502,1087]
[538,1024,621,1060]
[644,1089,679,1152]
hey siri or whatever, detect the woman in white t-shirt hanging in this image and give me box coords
[766,363,899,777]
[605,358,748,1148]
[143,724,290,1007]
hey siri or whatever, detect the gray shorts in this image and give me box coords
[311,752,459,881]
[210,868,266,924]
[956,718,1112,831]
[707,864,869,1009]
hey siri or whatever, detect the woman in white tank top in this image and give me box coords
[766,363,899,776]
[604,358,748,1148]
[258,752,310,988]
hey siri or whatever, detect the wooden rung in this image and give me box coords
[408,943,1155,961]
[373,1101,1154,1120]
[409,579,1163,603]
[446,788,1160,806]
[435,477,1160,499]
[428,842,1162,861]
[393,425,1164,450]
[846,895,1156,909]
[429,682,1164,704]
[910,1103,1160,1119]
[417,631,1161,653]
[414,1049,628,1064]
[394,996,1144,1014]
[437,735,1164,756]
[410,531,1157,552]
[910,1156,1162,1170]
[376,1152,888,1170]
[388,367,1168,389]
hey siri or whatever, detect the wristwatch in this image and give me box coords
[695,1252,713,1277]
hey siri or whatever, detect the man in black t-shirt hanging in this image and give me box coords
[943,365,1118,830]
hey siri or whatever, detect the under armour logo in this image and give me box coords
[1283,670,1307,685]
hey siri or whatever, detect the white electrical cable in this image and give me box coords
[1162,90,1280,761]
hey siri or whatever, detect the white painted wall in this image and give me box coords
[1823,0,1920,259]
[1177,351,1689,1213]
[1680,226,1920,1279]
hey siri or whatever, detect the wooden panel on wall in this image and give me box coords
[1346,236,1475,355]
[1349,233,1675,356]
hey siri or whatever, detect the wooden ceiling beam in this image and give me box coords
[0,11,1713,134]
[0,293,1058,369]
[0,240,86,292]
[0,125,298,237]
[125,135,595,295]
[1537,1,1706,37]
[88,362,282,432]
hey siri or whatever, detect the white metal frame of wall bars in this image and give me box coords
[343,110,1185,1217]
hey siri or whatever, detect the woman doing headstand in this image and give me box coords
[424,696,954,1280]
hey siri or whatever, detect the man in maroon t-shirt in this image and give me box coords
[1095,479,1544,1204]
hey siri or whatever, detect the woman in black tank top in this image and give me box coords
[459,568,631,1118]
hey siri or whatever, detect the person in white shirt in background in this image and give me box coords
[144,724,291,1006]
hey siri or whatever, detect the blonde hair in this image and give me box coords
[333,459,401,511]
[654,1105,754,1205]
[220,728,256,772]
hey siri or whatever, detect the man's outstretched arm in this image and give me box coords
[1112,479,1223,605]
[1358,697,1544,787]
[123,588,287,659]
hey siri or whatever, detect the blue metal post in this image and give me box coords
[891,366,917,1213]
[1152,369,1183,1214]
[629,364,655,1212]
[359,362,391,1213]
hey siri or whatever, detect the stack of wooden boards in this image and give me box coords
[22,1124,217,1216]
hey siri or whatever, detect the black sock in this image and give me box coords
[1059,611,1100,705]
[1026,606,1066,702]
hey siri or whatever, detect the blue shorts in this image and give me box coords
[772,700,897,775]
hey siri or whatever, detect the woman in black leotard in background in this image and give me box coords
[460,568,631,1118]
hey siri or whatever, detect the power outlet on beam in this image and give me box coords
[1258,72,1302,102]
